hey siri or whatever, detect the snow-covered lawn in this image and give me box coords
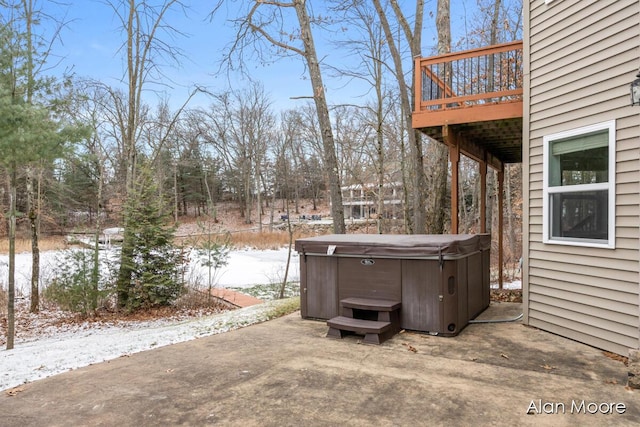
[0,247,300,296]
[0,298,298,392]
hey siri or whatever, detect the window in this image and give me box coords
[543,121,615,248]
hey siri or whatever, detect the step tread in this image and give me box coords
[340,297,401,311]
[327,316,392,334]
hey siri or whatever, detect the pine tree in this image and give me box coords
[118,166,185,311]
[1,12,87,348]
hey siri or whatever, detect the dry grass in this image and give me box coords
[0,229,309,256]
[227,230,309,249]
[177,229,312,250]
[0,236,68,255]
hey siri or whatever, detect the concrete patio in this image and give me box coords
[1,302,638,426]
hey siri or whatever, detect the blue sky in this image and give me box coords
[44,0,495,112]
[53,1,353,110]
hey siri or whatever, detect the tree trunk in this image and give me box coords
[244,169,252,224]
[6,167,17,350]
[425,0,452,234]
[374,37,385,234]
[92,159,105,311]
[23,0,40,314]
[173,162,178,222]
[116,0,139,308]
[256,171,262,232]
[294,0,345,234]
[376,118,384,234]
[373,0,427,234]
[27,168,40,313]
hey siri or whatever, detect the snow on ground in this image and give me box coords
[0,247,300,297]
[0,299,295,392]
[214,248,300,289]
[0,247,300,392]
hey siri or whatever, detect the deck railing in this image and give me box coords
[414,41,523,112]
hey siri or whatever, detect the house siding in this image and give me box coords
[525,0,640,355]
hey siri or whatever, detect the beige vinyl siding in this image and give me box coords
[525,0,640,354]
[530,275,639,303]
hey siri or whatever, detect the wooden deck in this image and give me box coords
[412,41,524,288]
[413,40,523,166]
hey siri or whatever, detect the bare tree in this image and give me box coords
[422,0,452,234]
[371,0,428,234]
[281,109,325,212]
[107,0,193,308]
[331,1,395,232]
[222,0,346,233]
[196,84,273,224]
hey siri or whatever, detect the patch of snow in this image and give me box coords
[0,247,301,391]
[0,299,293,391]
[491,280,522,290]
[0,248,300,297]
[213,248,299,289]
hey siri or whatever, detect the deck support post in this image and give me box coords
[498,168,504,290]
[444,125,460,234]
[480,160,487,233]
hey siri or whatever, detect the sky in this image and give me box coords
[49,1,356,110]
[36,0,492,112]
[12,0,519,115]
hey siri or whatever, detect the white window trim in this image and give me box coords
[542,120,616,249]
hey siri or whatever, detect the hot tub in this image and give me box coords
[295,234,490,336]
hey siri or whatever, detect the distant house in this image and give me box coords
[412,0,639,357]
[341,182,403,220]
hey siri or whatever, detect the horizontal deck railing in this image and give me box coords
[414,41,523,113]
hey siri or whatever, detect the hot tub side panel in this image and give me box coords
[300,253,308,318]
[439,259,467,336]
[338,257,402,303]
[400,257,482,336]
[467,251,486,319]
[482,247,491,309]
[301,255,339,320]
[456,258,469,332]
[400,259,442,332]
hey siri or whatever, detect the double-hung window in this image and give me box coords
[543,121,615,248]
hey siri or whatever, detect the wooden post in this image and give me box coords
[480,160,487,233]
[445,126,460,234]
[498,168,504,290]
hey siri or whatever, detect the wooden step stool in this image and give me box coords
[327,297,401,344]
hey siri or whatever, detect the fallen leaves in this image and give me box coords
[0,298,229,348]
[490,289,523,303]
[402,343,417,353]
[603,351,629,366]
[5,386,25,397]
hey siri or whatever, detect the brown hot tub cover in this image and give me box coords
[295,234,490,259]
